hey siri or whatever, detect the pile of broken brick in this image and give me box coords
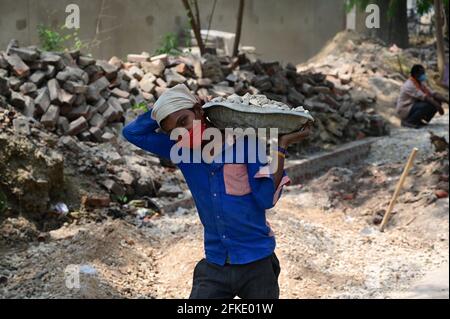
[0,105,188,226]
[0,38,389,149]
[0,39,137,142]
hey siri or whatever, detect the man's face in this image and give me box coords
[414,67,426,81]
[160,109,198,134]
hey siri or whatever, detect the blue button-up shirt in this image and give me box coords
[123,111,290,266]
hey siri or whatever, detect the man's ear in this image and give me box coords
[159,118,170,134]
[192,103,204,119]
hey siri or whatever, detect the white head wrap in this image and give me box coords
[151,84,198,126]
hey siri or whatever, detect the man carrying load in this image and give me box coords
[123,84,311,299]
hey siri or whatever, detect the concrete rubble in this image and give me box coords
[1,37,390,151]
[0,40,141,142]
[0,106,187,231]
[118,47,390,148]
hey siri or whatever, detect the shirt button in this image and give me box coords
[211,172,215,176]
[213,193,217,197]
[217,215,220,219]
[222,235,226,239]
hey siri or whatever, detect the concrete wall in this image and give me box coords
[0,0,346,64]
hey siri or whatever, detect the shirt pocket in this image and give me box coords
[223,164,252,196]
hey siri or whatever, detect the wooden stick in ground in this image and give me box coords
[380,148,419,232]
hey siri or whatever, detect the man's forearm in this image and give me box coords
[124,110,159,136]
[272,124,312,189]
[433,93,449,104]
[426,96,441,108]
[122,111,174,158]
[272,152,285,189]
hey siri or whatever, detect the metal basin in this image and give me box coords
[202,101,315,135]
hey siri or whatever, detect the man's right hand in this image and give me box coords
[427,97,445,115]
[279,122,313,149]
[433,92,449,104]
[197,96,212,106]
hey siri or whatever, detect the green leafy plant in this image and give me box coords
[132,102,149,112]
[72,32,86,51]
[38,25,66,51]
[416,0,449,15]
[38,24,87,52]
[113,194,129,205]
[155,32,182,56]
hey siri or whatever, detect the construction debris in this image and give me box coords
[0,106,184,226]
[0,40,143,142]
[297,31,448,122]
[0,37,390,151]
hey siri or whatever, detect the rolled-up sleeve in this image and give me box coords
[424,84,435,97]
[247,160,291,210]
[403,81,426,101]
[122,111,175,160]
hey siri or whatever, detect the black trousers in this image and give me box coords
[406,101,438,125]
[189,253,281,299]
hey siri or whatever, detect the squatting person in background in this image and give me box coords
[397,64,448,129]
[123,84,311,299]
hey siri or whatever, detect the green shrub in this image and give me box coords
[132,102,149,112]
[38,24,86,52]
[112,194,128,205]
[155,32,182,56]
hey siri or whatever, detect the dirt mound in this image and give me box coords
[0,128,64,226]
[0,217,40,247]
[0,219,157,298]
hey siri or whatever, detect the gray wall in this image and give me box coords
[0,0,346,64]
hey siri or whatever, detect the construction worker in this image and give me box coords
[397,64,448,129]
[123,84,311,299]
